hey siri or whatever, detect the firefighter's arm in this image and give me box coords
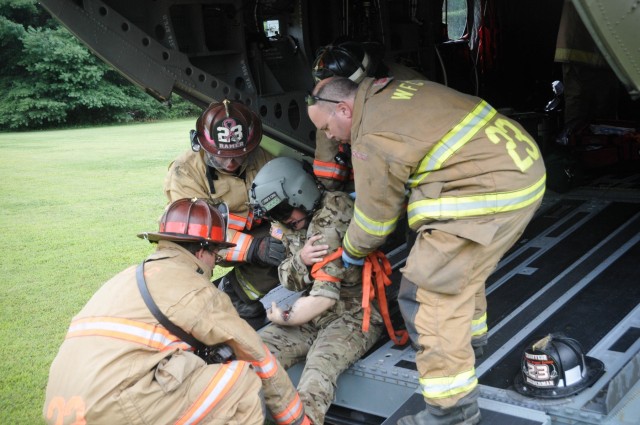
[220,229,285,266]
[194,289,311,425]
[342,135,410,258]
[313,132,351,190]
[163,156,211,203]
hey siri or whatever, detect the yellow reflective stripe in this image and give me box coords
[408,175,545,225]
[419,368,478,399]
[67,317,191,351]
[235,268,263,300]
[471,313,487,337]
[343,232,368,257]
[555,48,607,67]
[352,204,399,237]
[408,101,497,188]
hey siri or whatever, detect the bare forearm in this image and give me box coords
[267,296,336,326]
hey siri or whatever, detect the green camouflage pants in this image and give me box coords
[259,299,383,425]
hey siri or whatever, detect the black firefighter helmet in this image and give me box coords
[514,333,605,399]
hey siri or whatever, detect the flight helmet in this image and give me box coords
[249,157,323,222]
[514,333,605,399]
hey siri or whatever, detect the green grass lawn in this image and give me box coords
[0,119,210,424]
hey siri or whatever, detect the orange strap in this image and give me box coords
[310,248,408,346]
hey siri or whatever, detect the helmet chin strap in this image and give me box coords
[348,52,370,83]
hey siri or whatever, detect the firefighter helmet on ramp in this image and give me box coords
[514,333,605,399]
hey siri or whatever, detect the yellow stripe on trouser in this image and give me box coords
[419,369,478,399]
[410,201,541,408]
[471,312,487,338]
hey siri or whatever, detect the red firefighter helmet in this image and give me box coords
[194,99,262,158]
[514,333,604,399]
[138,198,235,248]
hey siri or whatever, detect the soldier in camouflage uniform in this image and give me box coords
[248,157,384,425]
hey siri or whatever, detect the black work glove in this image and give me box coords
[246,236,286,267]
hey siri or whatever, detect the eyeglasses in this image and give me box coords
[210,248,224,263]
[304,93,340,106]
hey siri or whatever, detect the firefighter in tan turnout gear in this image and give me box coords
[310,40,425,191]
[43,198,310,425]
[248,157,384,425]
[164,99,285,329]
[307,77,546,425]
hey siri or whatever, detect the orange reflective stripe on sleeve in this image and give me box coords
[66,317,192,352]
[272,391,305,425]
[224,232,253,262]
[174,360,247,425]
[227,213,248,231]
[250,344,278,379]
[313,159,350,182]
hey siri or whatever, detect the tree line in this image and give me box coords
[0,0,200,132]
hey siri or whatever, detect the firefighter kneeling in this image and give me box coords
[43,198,310,425]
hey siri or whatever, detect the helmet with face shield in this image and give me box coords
[191,99,263,173]
[249,157,323,223]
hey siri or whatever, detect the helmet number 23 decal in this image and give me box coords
[485,118,540,172]
[217,120,244,144]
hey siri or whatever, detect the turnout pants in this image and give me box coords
[398,204,539,409]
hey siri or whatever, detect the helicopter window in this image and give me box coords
[443,0,468,40]
[263,20,281,38]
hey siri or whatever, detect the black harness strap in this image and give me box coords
[135,262,205,351]
[206,166,217,194]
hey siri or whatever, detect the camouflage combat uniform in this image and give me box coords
[259,191,383,425]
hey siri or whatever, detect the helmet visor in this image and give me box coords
[204,150,251,173]
[266,202,294,222]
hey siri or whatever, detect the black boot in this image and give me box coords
[397,389,481,425]
[472,334,488,358]
[219,275,266,330]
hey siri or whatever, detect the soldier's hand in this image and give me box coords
[247,236,285,267]
[300,234,329,266]
[267,301,289,325]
